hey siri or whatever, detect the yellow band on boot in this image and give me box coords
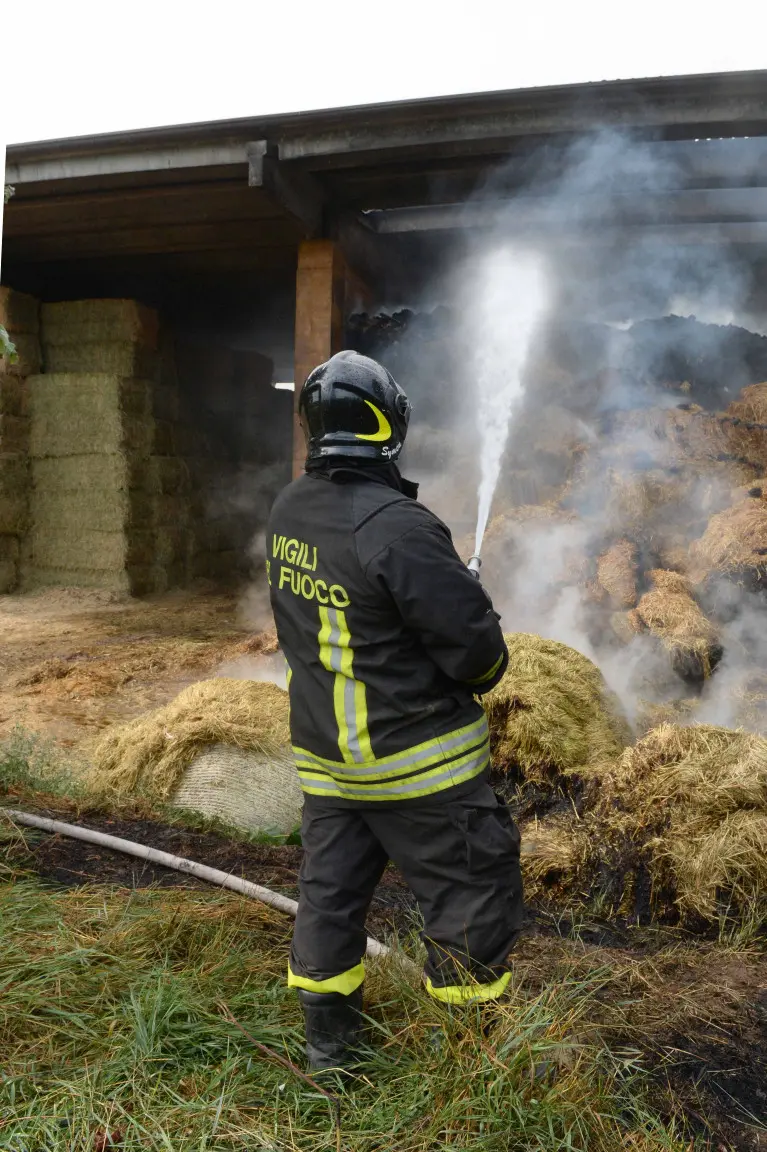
[425,970,511,1004]
[287,961,365,996]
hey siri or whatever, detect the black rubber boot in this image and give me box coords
[298,986,366,1073]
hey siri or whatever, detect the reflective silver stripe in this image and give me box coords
[326,613,343,671]
[294,715,489,779]
[344,672,363,762]
[297,746,489,799]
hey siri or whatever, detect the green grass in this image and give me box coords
[0,854,693,1152]
[0,728,743,1149]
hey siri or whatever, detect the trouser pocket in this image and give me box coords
[463,795,521,876]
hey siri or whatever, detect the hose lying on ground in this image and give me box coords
[3,808,391,959]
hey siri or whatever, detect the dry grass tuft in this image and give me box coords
[635,569,721,680]
[484,632,632,784]
[90,678,290,800]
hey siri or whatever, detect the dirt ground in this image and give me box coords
[0,584,270,747]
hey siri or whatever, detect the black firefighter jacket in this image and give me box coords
[267,468,509,806]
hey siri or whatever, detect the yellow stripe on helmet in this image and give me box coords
[355,400,392,442]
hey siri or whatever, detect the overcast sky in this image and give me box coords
[3,0,767,149]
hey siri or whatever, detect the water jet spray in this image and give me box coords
[462,247,549,576]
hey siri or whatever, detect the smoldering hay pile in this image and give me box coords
[349,308,767,724]
[517,720,767,929]
[90,678,302,835]
[484,638,767,929]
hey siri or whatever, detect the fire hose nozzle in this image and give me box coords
[467,554,482,578]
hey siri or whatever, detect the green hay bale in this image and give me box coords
[4,334,41,377]
[0,495,28,535]
[44,343,159,377]
[0,286,39,335]
[0,375,25,416]
[194,550,246,581]
[0,454,29,534]
[0,453,30,497]
[152,493,189,528]
[0,534,20,593]
[151,420,177,456]
[23,561,157,596]
[23,563,133,594]
[0,561,17,592]
[90,678,291,801]
[0,535,20,563]
[146,456,191,496]
[152,381,180,422]
[148,561,188,594]
[152,527,189,567]
[31,485,154,534]
[484,632,632,785]
[26,527,155,570]
[27,375,152,458]
[31,453,145,495]
[41,299,159,348]
[0,414,30,454]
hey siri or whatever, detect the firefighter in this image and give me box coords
[267,349,523,1072]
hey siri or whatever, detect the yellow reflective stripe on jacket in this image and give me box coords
[296,741,489,801]
[287,961,365,996]
[294,714,488,778]
[467,651,505,687]
[318,605,373,765]
[425,970,511,1004]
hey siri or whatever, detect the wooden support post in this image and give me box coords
[292,239,351,478]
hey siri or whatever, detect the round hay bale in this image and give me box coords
[484,632,632,786]
[172,744,302,835]
[90,678,291,804]
[635,569,722,681]
[596,539,638,607]
[689,496,767,590]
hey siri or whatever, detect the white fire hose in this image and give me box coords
[3,808,391,959]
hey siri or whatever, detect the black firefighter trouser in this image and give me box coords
[288,781,524,1003]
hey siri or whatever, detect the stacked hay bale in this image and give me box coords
[0,287,40,592]
[24,300,191,594]
[91,678,301,834]
[176,342,289,583]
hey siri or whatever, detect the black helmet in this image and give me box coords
[299,350,411,463]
